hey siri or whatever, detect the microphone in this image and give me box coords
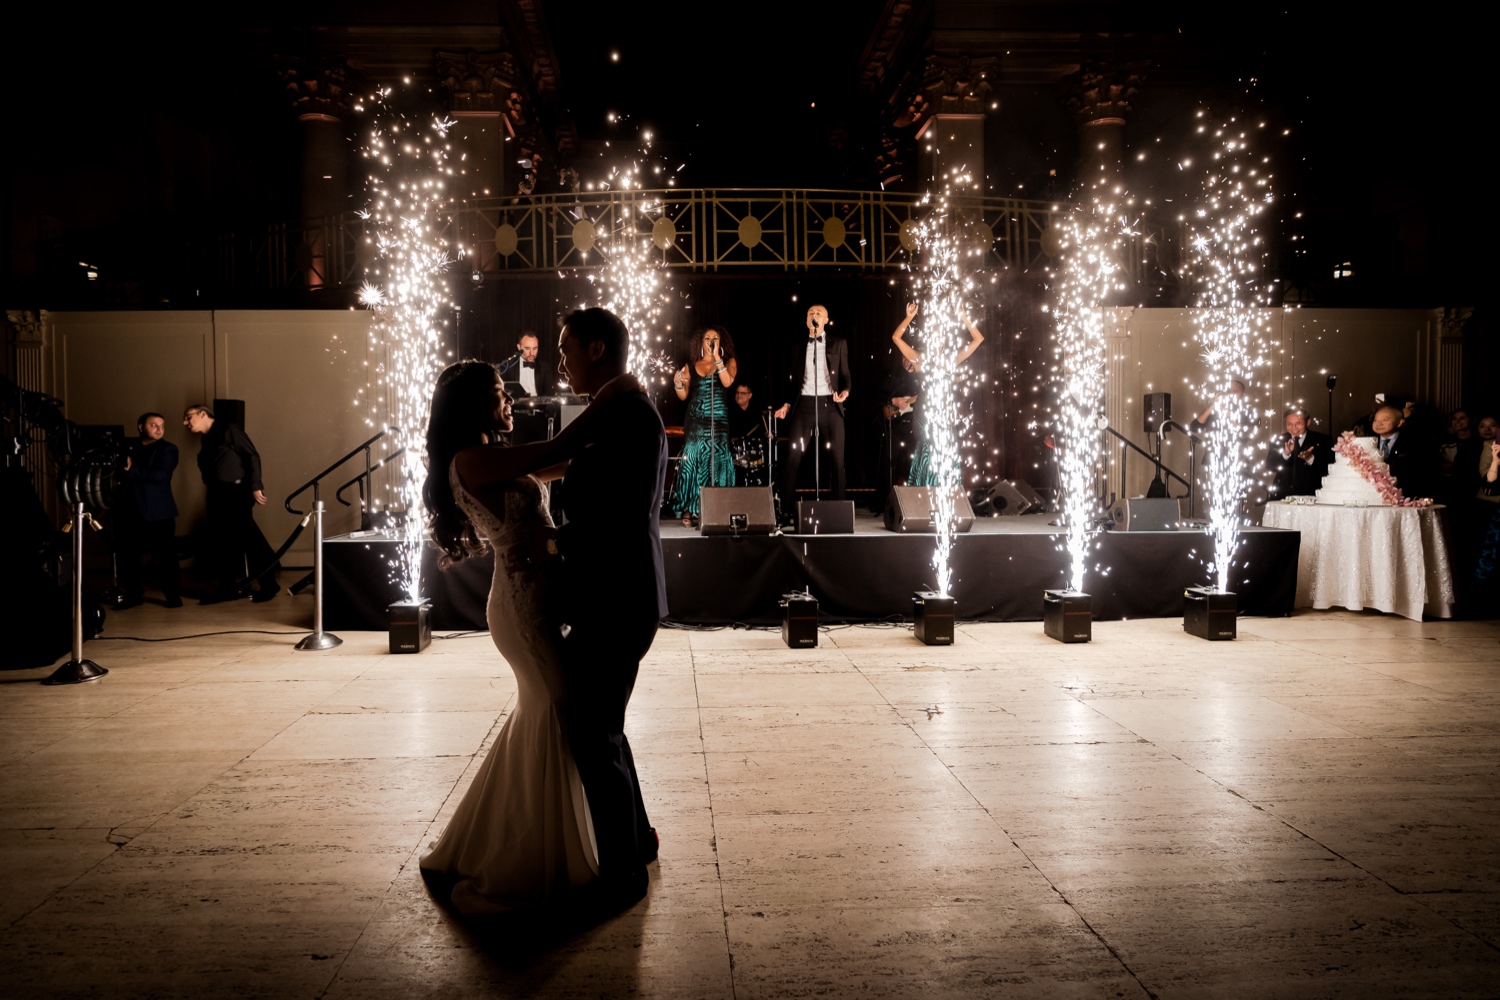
[497,354,521,375]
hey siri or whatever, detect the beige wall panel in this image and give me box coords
[48,311,216,532]
[1102,307,1442,507]
[211,310,376,562]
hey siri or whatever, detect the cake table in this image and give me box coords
[1261,502,1454,620]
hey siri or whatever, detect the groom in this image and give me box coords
[554,307,667,907]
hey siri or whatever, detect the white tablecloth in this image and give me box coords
[1261,503,1455,620]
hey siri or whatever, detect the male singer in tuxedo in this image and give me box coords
[1266,408,1333,499]
[505,331,553,397]
[774,304,851,519]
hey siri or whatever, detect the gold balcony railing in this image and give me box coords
[217,189,1182,293]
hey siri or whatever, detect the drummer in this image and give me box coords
[728,382,762,440]
[728,382,768,486]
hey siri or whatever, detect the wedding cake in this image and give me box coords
[1315,436,1395,505]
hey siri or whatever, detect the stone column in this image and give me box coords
[438,50,520,203]
[912,52,996,190]
[282,60,354,290]
[1064,60,1148,185]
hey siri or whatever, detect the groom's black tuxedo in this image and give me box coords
[557,388,667,881]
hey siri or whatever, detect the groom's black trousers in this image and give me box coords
[561,609,658,878]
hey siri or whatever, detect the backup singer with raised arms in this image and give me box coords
[774,304,851,519]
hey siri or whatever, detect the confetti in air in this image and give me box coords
[1186,113,1274,593]
[1049,183,1130,593]
[356,90,463,601]
[908,168,980,598]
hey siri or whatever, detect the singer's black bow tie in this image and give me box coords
[811,335,824,343]
[521,360,535,369]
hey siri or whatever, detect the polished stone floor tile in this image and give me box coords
[3,602,1498,997]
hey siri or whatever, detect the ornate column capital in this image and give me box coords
[437,49,521,116]
[1063,59,1149,126]
[1441,306,1473,340]
[6,309,46,345]
[280,58,356,122]
[921,51,997,118]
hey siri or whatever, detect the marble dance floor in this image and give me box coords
[2,591,1499,998]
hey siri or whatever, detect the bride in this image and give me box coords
[417,359,622,915]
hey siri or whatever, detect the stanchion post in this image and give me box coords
[296,500,342,650]
[43,502,108,685]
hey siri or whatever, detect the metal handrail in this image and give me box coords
[1105,425,1193,506]
[219,187,1184,290]
[1156,419,1203,518]
[334,447,406,527]
[285,427,397,516]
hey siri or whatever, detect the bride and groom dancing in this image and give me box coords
[418,307,667,918]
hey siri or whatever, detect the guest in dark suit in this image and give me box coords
[116,412,181,607]
[1373,404,1437,501]
[1266,409,1333,499]
[503,331,555,398]
[773,304,852,518]
[183,404,280,603]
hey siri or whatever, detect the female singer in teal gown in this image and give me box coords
[890,302,985,486]
[670,327,738,524]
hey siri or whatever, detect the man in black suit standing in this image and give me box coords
[554,307,667,907]
[774,304,851,519]
[117,412,182,608]
[504,331,554,398]
[1266,408,1333,499]
[1373,403,1436,501]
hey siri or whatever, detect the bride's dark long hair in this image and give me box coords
[423,359,505,566]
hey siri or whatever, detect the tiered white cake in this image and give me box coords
[1315,436,1394,505]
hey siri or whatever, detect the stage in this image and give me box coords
[322,512,1300,629]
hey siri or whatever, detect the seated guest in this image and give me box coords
[1372,403,1437,500]
[1267,408,1333,499]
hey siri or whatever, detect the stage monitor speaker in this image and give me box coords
[1108,496,1182,531]
[700,487,776,536]
[985,479,1042,516]
[883,487,975,533]
[213,398,246,429]
[1144,392,1171,434]
[797,499,855,535]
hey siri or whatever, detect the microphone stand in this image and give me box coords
[812,326,823,502]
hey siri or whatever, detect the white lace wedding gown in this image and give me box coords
[419,469,598,915]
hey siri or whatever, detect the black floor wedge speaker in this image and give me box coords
[699,487,776,535]
[884,486,975,533]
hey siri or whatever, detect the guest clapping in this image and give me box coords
[1267,409,1333,499]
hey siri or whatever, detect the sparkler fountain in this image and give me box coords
[1042,183,1130,643]
[587,137,670,384]
[907,169,980,644]
[354,91,463,637]
[1182,114,1274,640]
